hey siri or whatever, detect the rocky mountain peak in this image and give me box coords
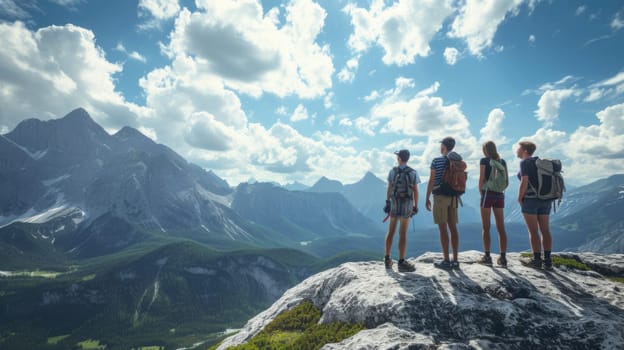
[218,251,624,349]
[308,176,343,193]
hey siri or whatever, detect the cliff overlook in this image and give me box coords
[218,251,624,350]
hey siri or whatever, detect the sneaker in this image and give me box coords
[477,255,493,266]
[384,256,393,269]
[451,260,461,269]
[543,259,553,270]
[397,259,415,272]
[434,260,452,269]
[496,256,508,268]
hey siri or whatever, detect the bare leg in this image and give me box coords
[448,222,459,261]
[523,213,541,253]
[493,207,507,253]
[398,217,410,259]
[537,214,552,251]
[385,217,398,256]
[480,207,492,252]
[438,223,450,261]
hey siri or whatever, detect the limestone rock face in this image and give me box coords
[218,251,624,350]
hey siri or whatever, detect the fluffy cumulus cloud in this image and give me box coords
[0,21,142,132]
[290,104,310,122]
[368,79,481,173]
[534,89,576,127]
[448,0,527,57]
[344,0,454,66]
[565,103,624,181]
[166,0,333,98]
[480,108,508,144]
[443,47,459,65]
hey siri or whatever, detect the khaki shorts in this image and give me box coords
[433,195,458,225]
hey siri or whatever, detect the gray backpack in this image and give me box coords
[527,158,565,209]
[392,167,415,200]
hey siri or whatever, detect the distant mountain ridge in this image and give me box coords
[0,108,385,261]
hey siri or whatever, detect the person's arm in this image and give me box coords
[386,183,392,201]
[425,168,435,211]
[478,164,486,191]
[518,175,528,204]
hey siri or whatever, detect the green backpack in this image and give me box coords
[482,159,508,193]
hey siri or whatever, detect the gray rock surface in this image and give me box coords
[218,251,624,350]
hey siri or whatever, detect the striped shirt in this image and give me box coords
[430,156,447,186]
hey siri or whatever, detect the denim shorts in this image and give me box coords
[521,198,552,215]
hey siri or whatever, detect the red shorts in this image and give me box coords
[481,192,504,208]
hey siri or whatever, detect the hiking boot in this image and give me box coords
[397,259,415,272]
[477,255,493,266]
[434,260,452,269]
[543,258,553,270]
[521,258,542,270]
[451,260,461,269]
[384,256,393,269]
[497,256,508,268]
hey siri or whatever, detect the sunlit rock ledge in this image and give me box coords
[218,251,624,350]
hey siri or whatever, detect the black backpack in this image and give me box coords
[391,166,415,199]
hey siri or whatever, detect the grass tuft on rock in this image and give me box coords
[213,300,364,350]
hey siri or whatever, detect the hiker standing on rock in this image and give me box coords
[517,141,554,270]
[425,137,465,269]
[384,149,420,272]
[477,141,509,267]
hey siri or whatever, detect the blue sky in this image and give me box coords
[1,0,623,187]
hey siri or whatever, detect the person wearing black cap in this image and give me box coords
[425,137,461,269]
[383,149,420,272]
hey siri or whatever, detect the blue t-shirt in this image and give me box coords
[519,156,539,197]
[430,156,447,186]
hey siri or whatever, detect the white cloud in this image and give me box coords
[367,79,481,169]
[565,103,624,181]
[166,0,334,99]
[275,106,288,116]
[534,89,576,127]
[364,90,381,102]
[354,116,378,136]
[612,11,624,30]
[0,0,32,18]
[448,0,528,57]
[344,0,454,66]
[339,118,353,127]
[0,21,142,131]
[50,0,83,6]
[416,81,440,97]
[313,130,357,145]
[324,92,334,109]
[528,34,536,45]
[290,104,310,122]
[443,47,459,65]
[184,111,237,151]
[114,42,147,63]
[575,6,586,16]
[325,114,336,126]
[139,0,180,19]
[480,108,508,144]
[337,57,359,83]
[586,71,624,101]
